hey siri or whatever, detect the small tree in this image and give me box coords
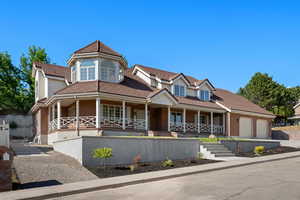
[92,147,112,170]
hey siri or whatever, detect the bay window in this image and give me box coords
[80,60,96,81]
[101,60,116,82]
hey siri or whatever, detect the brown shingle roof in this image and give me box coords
[34,62,71,82]
[74,40,122,57]
[214,88,274,116]
[135,64,203,86]
[56,68,154,98]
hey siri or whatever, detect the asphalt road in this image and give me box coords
[52,156,300,200]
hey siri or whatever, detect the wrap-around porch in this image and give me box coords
[48,98,226,135]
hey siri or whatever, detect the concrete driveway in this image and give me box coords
[10,140,98,189]
[57,156,300,200]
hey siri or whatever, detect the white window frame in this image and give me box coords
[79,60,96,81]
[170,112,183,123]
[100,60,117,82]
[103,104,124,120]
[200,90,210,101]
[174,85,186,97]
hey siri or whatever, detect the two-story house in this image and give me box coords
[31,40,275,144]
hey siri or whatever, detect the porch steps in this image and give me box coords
[200,143,235,159]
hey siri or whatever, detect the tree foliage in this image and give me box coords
[0,46,50,114]
[0,53,23,113]
[238,72,299,119]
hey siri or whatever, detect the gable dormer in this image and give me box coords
[68,40,127,83]
[170,74,190,97]
[196,79,215,101]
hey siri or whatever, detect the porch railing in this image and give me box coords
[49,116,146,131]
[170,122,224,134]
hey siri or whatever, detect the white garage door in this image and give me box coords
[256,120,268,138]
[239,117,253,138]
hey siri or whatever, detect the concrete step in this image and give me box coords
[215,152,236,157]
[201,142,236,158]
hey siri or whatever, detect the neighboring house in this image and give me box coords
[31,40,275,145]
[288,102,300,125]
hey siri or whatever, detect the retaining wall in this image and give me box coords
[0,115,33,139]
[221,140,280,153]
[0,146,13,192]
[53,136,200,167]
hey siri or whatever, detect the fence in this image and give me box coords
[0,120,9,148]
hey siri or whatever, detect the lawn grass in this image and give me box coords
[198,137,247,143]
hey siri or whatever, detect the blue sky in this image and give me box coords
[1,0,300,92]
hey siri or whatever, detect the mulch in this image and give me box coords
[237,146,300,158]
[87,159,220,178]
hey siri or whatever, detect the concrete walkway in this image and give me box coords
[11,140,46,157]
[3,151,300,200]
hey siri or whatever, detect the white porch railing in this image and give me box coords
[101,117,122,129]
[185,123,197,132]
[49,116,146,131]
[170,122,184,132]
[48,118,58,131]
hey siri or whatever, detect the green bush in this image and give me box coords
[197,152,204,160]
[162,158,174,167]
[254,146,265,156]
[92,147,112,169]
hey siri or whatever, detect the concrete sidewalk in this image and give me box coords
[3,151,300,200]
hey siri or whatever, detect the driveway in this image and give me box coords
[11,140,98,189]
[57,156,300,200]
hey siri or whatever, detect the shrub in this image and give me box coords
[254,146,265,156]
[9,121,18,129]
[197,152,204,160]
[162,158,174,167]
[92,147,112,169]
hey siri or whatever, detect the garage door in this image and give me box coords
[239,117,253,137]
[256,120,268,138]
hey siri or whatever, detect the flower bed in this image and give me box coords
[236,146,300,157]
[87,159,220,178]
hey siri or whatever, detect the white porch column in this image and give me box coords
[52,104,55,121]
[168,106,171,132]
[210,112,213,134]
[227,112,231,136]
[122,101,126,130]
[76,100,80,135]
[145,103,148,131]
[57,101,61,129]
[96,98,101,129]
[223,113,226,135]
[197,110,200,133]
[183,108,186,133]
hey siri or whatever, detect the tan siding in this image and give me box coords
[295,106,300,115]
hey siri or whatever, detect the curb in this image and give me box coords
[3,151,300,200]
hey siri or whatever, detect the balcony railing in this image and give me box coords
[170,122,224,134]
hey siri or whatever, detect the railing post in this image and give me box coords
[122,101,126,130]
[210,112,213,135]
[57,101,61,129]
[168,106,171,132]
[183,108,186,133]
[197,110,200,133]
[96,98,101,129]
[145,103,148,131]
[76,100,80,135]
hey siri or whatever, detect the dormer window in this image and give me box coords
[80,60,95,81]
[174,85,185,97]
[200,90,210,101]
[151,75,158,88]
